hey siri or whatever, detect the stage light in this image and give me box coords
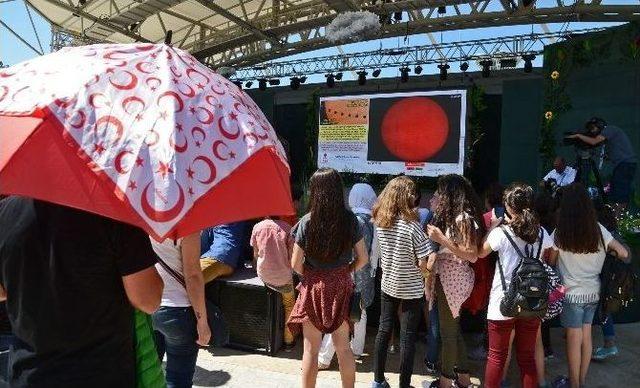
[438,6,446,14]
[438,63,450,81]
[522,54,536,73]
[299,76,307,83]
[357,71,367,86]
[79,0,86,5]
[460,62,469,72]
[268,79,280,86]
[499,58,518,69]
[372,69,381,78]
[245,81,253,88]
[335,72,343,81]
[393,12,402,22]
[128,21,141,32]
[326,73,335,88]
[233,81,242,89]
[290,77,301,90]
[258,79,267,91]
[414,65,423,75]
[399,67,410,83]
[480,60,493,78]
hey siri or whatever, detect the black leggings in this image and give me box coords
[373,292,423,388]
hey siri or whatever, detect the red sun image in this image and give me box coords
[381,97,449,162]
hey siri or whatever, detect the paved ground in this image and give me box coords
[193,322,640,387]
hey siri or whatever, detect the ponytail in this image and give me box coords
[504,183,540,244]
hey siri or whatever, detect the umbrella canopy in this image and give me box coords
[0,44,293,240]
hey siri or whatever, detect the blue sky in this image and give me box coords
[0,0,626,82]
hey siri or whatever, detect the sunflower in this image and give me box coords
[551,71,560,80]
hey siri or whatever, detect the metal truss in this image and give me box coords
[198,0,640,69]
[28,0,640,71]
[50,25,101,52]
[230,27,602,81]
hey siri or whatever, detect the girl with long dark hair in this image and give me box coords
[549,184,628,388]
[479,183,554,388]
[288,168,369,388]
[371,176,436,388]
[425,174,484,388]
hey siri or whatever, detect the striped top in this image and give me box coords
[375,219,437,299]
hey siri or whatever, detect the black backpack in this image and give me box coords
[599,234,637,316]
[497,226,549,318]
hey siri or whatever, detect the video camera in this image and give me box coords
[562,117,607,150]
[562,130,597,150]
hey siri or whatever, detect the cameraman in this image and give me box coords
[566,117,637,206]
[541,156,576,188]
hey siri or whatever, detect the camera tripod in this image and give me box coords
[574,152,606,201]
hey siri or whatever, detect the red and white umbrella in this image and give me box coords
[0,44,293,240]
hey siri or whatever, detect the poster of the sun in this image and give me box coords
[317,90,466,176]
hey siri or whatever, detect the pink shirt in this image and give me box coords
[250,219,293,287]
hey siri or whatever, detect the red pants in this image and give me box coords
[484,318,540,388]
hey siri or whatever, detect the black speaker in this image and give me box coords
[206,267,284,355]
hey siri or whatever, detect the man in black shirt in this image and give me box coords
[0,196,163,387]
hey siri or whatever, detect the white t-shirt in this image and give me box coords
[551,223,613,304]
[543,166,576,187]
[486,226,553,320]
[150,237,190,307]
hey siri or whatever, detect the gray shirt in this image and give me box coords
[293,212,363,270]
[601,125,637,167]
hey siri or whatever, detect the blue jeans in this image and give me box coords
[602,314,615,340]
[609,161,637,204]
[425,303,440,365]
[153,307,199,388]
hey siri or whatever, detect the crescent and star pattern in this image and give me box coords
[0,43,288,239]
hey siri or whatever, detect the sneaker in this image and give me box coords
[424,361,438,375]
[371,380,391,388]
[592,346,618,361]
[552,376,570,388]
[318,362,330,370]
[284,342,295,353]
[388,344,397,354]
[544,348,555,360]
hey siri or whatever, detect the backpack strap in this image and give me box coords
[496,226,524,293]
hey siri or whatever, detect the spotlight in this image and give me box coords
[499,58,518,69]
[438,6,446,14]
[480,60,493,78]
[460,62,469,72]
[437,63,450,81]
[290,77,301,90]
[268,79,280,86]
[258,79,267,91]
[245,81,253,88]
[128,22,141,32]
[414,65,423,75]
[299,76,307,83]
[393,12,402,22]
[357,71,367,86]
[522,54,536,73]
[78,0,86,5]
[399,67,410,83]
[325,73,335,88]
[372,69,381,78]
[233,81,242,89]
[335,72,343,81]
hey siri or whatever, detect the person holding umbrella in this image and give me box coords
[0,196,163,387]
[0,42,294,387]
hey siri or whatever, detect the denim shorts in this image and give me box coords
[561,302,598,328]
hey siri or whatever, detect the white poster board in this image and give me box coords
[317,90,466,176]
